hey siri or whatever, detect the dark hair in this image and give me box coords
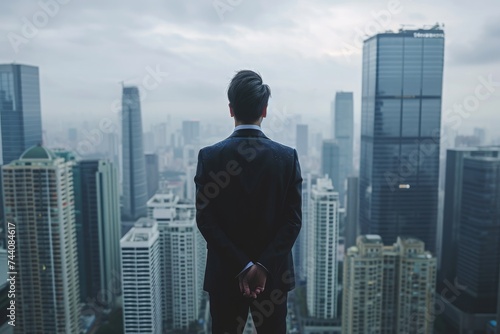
[227,70,271,123]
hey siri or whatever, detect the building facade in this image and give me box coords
[120,219,163,334]
[332,91,354,206]
[307,177,339,319]
[322,140,340,194]
[147,192,206,330]
[121,86,148,220]
[2,146,80,333]
[0,64,43,165]
[359,27,445,253]
[343,235,436,334]
[74,160,121,306]
[145,153,159,200]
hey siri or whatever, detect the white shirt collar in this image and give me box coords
[234,124,261,131]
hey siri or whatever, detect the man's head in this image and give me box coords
[227,70,271,124]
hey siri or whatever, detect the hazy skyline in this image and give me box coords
[1,0,499,140]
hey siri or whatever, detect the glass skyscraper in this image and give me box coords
[121,86,148,220]
[359,27,445,253]
[0,64,43,165]
[332,91,354,206]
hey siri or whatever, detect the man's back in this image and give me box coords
[196,127,301,291]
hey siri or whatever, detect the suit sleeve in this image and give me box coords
[194,149,251,277]
[257,149,302,277]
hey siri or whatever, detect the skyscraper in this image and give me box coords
[0,64,43,165]
[74,160,121,307]
[321,140,340,192]
[307,177,339,319]
[359,26,445,253]
[182,120,200,146]
[147,193,206,330]
[296,124,309,157]
[439,149,500,332]
[332,92,354,205]
[120,218,163,334]
[145,153,159,199]
[439,148,500,290]
[343,235,436,334]
[2,145,80,333]
[344,176,359,249]
[121,86,148,220]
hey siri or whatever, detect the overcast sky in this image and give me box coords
[1,0,499,140]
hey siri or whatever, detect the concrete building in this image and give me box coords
[120,219,163,334]
[307,177,339,319]
[2,146,80,333]
[147,192,206,330]
[343,235,436,334]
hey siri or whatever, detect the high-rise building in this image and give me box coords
[0,64,43,165]
[120,218,163,334]
[332,92,354,206]
[307,177,339,319]
[296,124,309,157]
[321,140,340,192]
[2,145,80,333]
[145,153,159,200]
[439,148,500,332]
[359,27,445,253]
[439,148,500,290]
[344,176,359,249]
[343,235,436,334]
[73,160,121,307]
[147,193,206,330]
[121,86,148,220]
[182,120,200,146]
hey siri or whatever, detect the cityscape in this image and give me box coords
[1,1,500,334]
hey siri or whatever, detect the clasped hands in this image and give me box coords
[238,264,268,299]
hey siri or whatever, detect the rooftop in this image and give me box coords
[19,144,57,160]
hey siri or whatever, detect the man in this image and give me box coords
[195,70,302,333]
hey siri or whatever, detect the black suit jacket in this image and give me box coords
[195,128,302,293]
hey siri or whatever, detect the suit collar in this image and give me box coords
[229,128,268,139]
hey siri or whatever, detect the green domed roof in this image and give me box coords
[20,145,57,160]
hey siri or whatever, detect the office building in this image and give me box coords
[321,140,340,193]
[296,124,309,157]
[74,160,121,306]
[147,193,206,330]
[0,64,43,165]
[145,153,159,199]
[359,26,445,253]
[121,86,148,220]
[440,148,500,332]
[121,219,163,334]
[2,145,80,333]
[344,176,359,249]
[307,177,339,319]
[332,92,354,205]
[343,235,436,334]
